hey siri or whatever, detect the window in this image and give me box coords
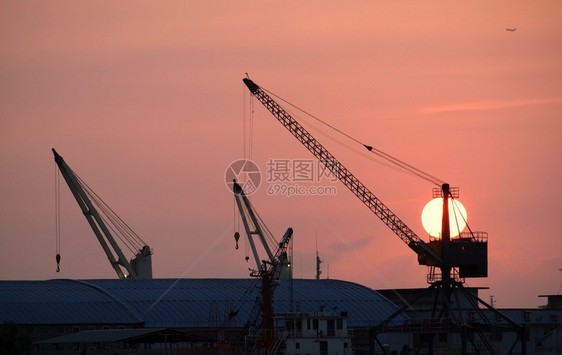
[319,341,328,355]
[313,319,319,330]
[327,319,335,336]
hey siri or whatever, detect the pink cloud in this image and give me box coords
[423,97,562,114]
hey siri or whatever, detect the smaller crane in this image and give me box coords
[53,149,152,279]
[232,179,293,351]
[232,180,292,280]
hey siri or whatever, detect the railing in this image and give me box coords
[460,231,488,242]
[383,318,456,333]
[268,331,287,354]
[427,266,464,284]
[429,231,488,243]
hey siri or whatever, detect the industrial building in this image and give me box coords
[0,278,406,354]
[377,289,562,354]
[1,279,561,354]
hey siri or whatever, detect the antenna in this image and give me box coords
[315,232,322,280]
[556,267,562,295]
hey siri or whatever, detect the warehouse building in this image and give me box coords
[0,278,405,354]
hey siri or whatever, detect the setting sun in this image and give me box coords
[421,198,468,238]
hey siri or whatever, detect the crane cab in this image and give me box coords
[424,232,488,279]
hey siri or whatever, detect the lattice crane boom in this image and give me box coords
[243,78,442,267]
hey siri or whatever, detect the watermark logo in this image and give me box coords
[265,158,337,197]
[266,158,338,183]
[225,158,338,197]
[225,159,262,195]
[266,183,337,197]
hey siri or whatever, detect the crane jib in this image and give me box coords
[52,148,153,279]
[243,78,259,93]
[242,78,442,266]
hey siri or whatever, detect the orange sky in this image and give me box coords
[1,1,561,308]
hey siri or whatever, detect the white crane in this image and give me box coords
[231,179,292,351]
[53,149,152,279]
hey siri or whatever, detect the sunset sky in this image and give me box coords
[1,1,561,308]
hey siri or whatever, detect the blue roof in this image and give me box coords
[0,278,404,327]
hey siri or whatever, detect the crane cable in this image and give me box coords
[74,171,148,255]
[247,92,254,260]
[294,110,435,182]
[238,196,278,260]
[261,86,445,187]
[241,87,254,261]
[243,83,255,162]
[251,200,279,250]
[450,197,479,241]
[233,199,240,250]
[55,166,61,272]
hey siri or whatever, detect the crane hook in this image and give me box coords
[56,253,61,272]
[234,232,240,250]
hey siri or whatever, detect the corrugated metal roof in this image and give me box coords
[0,278,405,327]
[0,279,143,325]
[35,328,170,344]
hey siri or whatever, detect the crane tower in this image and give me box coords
[242,78,526,355]
[232,179,293,352]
